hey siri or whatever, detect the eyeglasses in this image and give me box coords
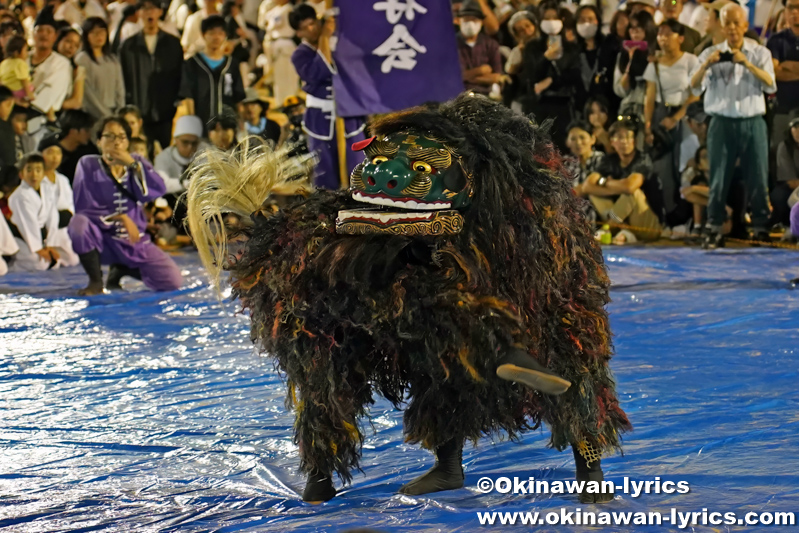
[101,133,128,142]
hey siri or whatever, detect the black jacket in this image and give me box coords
[0,119,16,170]
[178,53,245,133]
[119,31,183,124]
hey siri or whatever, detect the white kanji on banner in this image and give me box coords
[372,24,428,73]
[373,0,428,24]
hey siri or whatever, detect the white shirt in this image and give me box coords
[119,21,143,46]
[9,181,60,253]
[691,38,777,118]
[688,5,709,36]
[258,0,277,30]
[265,3,295,41]
[108,1,131,42]
[0,214,19,258]
[54,0,107,26]
[41,172,75,214]
[154,145,193,194]
[182,9,212,57]
[643,53,700,106]
[28,51,72,134]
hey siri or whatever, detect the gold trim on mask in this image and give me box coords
[336,210,464,236]
[364,140,400,159]
[350,163,365,190]
[406,146,452,170]
[400,175,433,198]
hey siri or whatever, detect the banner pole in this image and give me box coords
[761,0,780,39]
[326,0,348,190]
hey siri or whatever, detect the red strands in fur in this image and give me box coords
[522,196,534,213]
[271,301,283,339]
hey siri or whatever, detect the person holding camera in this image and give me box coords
[690,3,777,249]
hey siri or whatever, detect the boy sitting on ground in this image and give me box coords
[8,152,79,270]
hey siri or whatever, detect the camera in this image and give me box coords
[718,51,734,63]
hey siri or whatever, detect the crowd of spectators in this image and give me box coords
[0,0,311,284]
[456,0,799,247]
[0,0,798,286]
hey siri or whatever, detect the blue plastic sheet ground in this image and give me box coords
[1,248,798,533]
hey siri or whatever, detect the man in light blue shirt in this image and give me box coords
[689,3,776,249]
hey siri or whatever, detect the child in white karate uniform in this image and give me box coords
[8,153,79,271]
[39,134,76,252]
[0,214,19,275]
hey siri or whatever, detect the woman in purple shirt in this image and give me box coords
[68,116,182,295]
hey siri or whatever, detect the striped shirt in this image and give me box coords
[691,38,777,118]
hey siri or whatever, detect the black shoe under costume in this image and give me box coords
[186,94,631,499]
[106,264,142,290]
[573,443,615,504]
[302,470,337,503]
[399,438,465,496]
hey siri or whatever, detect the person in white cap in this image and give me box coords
[154,114,204,196]
[628,0,657,16]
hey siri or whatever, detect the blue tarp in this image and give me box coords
[1,248,798,532]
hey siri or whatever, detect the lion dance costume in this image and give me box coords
[187,94,631,504]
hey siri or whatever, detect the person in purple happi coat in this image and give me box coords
[289,3,365,190]
[68,115,183,295]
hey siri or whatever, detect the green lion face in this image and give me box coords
[336,133,472,236]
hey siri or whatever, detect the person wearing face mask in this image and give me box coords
[504,10,539,112]
[614,10,658,127]
[520,1,581,149]
[457,0,508,96]
[574,4,621,120]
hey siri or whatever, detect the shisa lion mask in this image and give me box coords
[336,132,474,236]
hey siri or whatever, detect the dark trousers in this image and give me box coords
[707,115,770,232]
[144,119,175,152]
[770,182,795,227]
[652,103,683,215]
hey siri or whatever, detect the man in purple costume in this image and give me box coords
[289,3,365,190]
[68,116,183,295]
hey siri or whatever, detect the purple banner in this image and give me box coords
[333,0,464,117]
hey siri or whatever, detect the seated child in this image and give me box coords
[129,137,150,162]
[0,213,19,276]
[8,153,79,271]
[39,133,75,234]
[0,36,34,103]
[10,104,37,161]
[680,145,710,237]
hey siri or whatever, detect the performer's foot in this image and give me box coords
[576,469,614,504]
[78,250,105,296]
[302,470,337,503]
[399,439,464,496]
[106,264,141,290]
[78,281,105,296]
[573,444,614,504]
[496,349,571,395]
[106,264,124,290]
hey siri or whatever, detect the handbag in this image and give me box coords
[649,62,677,161]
